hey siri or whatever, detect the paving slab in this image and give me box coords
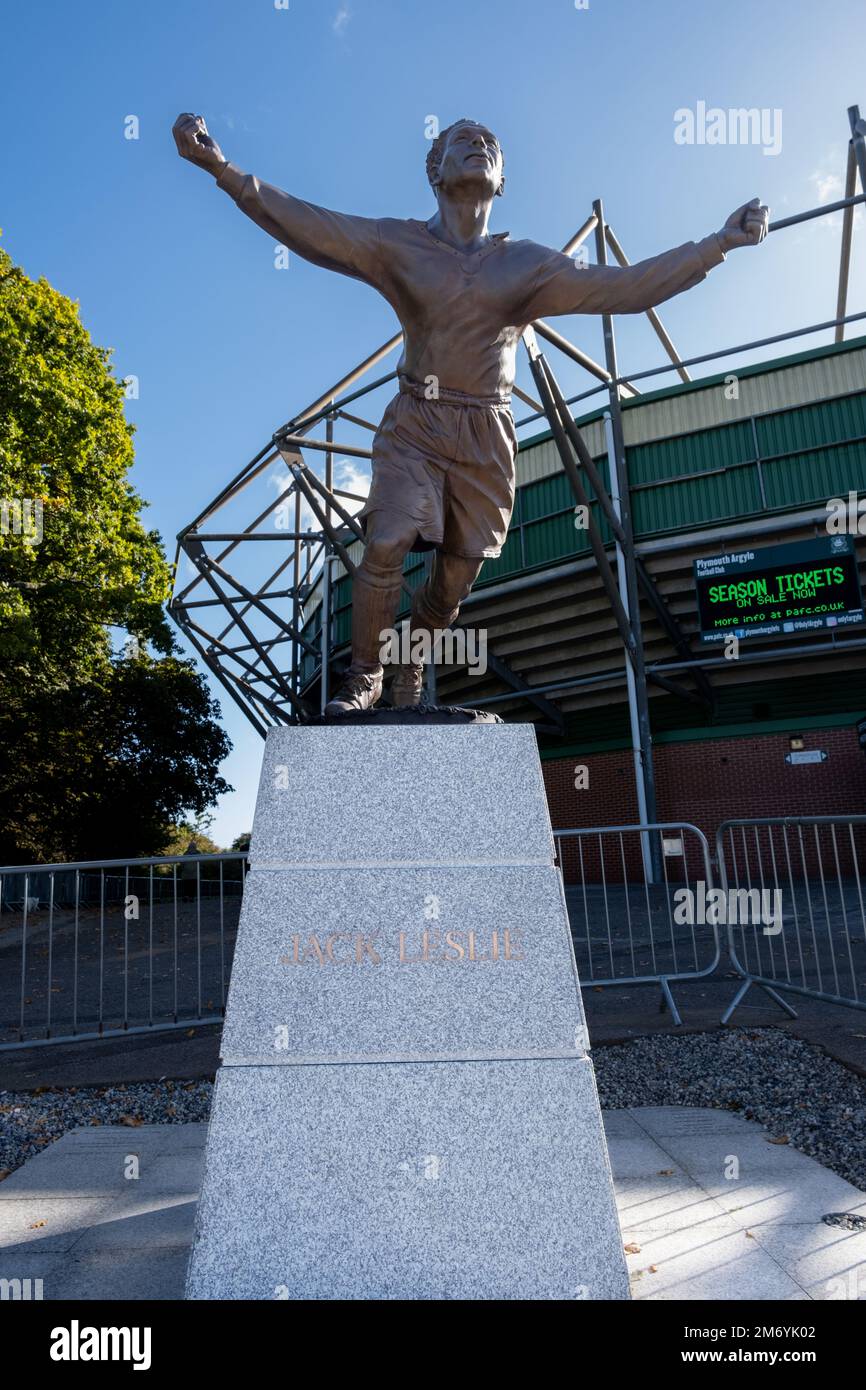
[609,1107,866,1301]
[68,1199,197,1254]
[604,1135,688,1179]
[0,1197,129,1252]
[0,1140,204,1199]
[626,1106,759,1138]
[628,1242,811,1301]
[49,1246,191,1302]
[613,1175,741,1233]
[2,1109,865,1301]
[745,1220,866,1292]
[704,1173,866,1228]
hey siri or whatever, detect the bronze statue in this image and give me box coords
[173,113,768,715]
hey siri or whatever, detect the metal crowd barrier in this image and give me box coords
[553,822,719,1026]
[0,852,249,1050]
[716,817,866,1023]
[5,818,866,1049]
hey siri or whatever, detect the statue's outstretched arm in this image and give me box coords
[173,113,383,287]
[519,200,768,321]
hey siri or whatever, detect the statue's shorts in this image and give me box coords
[357,375,518,559]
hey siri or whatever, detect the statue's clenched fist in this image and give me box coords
[717,197,770,252]
[172,113,225,174]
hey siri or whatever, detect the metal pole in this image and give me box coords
[512,382,543,412]
[291,332,403,427]
[848,106,866,196]
[325,414,335,532]
[321,414,336,714]
[593,199,659,849]
[522,339,636,650]
[605,412,652,882]
[768,192,865,232]
[835,141,857,343]
[323,411,337,711]
[422,552,438,707]
[532,320,614,386]
[291,485,301,703]
[604,224,691,383]
[320,549,332,714]
[561,213,599,257]
[275,434,371,461]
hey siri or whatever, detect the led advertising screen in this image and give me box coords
[694,535,864,643]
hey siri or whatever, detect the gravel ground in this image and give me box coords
[0,1078,213,1180]
[594,1028,866,1191]
[0,1028,864,1190]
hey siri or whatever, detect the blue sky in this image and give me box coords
[3,0,864,847]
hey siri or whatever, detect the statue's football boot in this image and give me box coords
[390,663,425,708]
[324,663,383,716]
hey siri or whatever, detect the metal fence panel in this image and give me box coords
[0,853,249,1050]
[553,822,719,1025]
[716,816,866,1021]
[6,815,866,1048]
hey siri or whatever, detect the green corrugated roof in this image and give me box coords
[518,332,866,453]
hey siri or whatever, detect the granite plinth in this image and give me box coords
[249,723,553,867]
[219,865,587,1064]
[186,722,628,1300]
[186,1058,627,1301]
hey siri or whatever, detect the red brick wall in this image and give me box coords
[542,726,866,880]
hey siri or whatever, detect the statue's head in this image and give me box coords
[426,118,505,201]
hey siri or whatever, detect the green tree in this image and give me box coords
[160,818,224,859]
[0,246,231,863]
[0,246,172,679]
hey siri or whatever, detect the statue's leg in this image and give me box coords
[391,551,484,708]
[324,510,419,716]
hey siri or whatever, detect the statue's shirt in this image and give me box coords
[215,163,725,400]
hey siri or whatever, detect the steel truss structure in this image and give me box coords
[169,105,866,823]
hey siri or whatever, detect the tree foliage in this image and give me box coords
[160,819,224,859]
[0,245,173,680]
[0,246,231,864]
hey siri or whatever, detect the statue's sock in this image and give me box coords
[403,583,460,666]
[404,553,482,663]
[350,560,404,669]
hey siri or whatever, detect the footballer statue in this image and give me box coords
[173,113,768,716]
